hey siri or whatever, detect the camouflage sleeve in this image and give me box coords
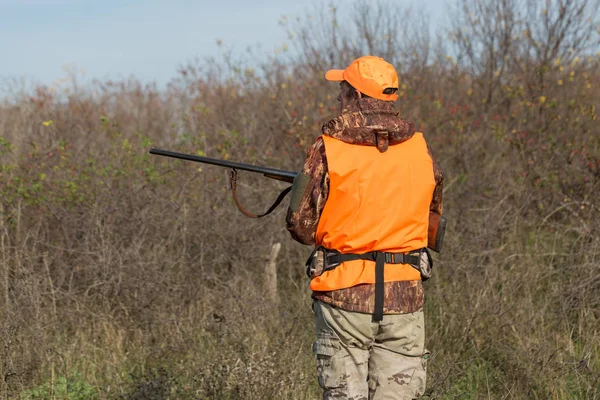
[427,143,443,215]
[285,137,329,245]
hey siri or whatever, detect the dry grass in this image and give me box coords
[0,0,599,398]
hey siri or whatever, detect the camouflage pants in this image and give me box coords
[312,300,429,400]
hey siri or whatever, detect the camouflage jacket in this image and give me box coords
[286,98,443,314]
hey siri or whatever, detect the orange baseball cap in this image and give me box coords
[325,56,399,101]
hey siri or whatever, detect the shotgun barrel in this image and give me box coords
[149,148,298,183]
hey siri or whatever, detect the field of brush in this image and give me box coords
[1,1,598,398]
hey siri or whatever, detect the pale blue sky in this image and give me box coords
[0,0,452,89]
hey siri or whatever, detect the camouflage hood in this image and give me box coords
[321,98,415,152]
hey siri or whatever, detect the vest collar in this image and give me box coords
[321,98,415,152]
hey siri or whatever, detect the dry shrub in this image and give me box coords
[0,0,599,398]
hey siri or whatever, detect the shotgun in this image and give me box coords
[149,148,297,183]
[149,147,446,252]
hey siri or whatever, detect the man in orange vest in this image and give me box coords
[286,56,444,399]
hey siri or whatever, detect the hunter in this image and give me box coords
[286,56,444,399]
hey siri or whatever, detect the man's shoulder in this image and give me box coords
[308,135,326,155]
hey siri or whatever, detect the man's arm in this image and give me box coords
[285,137,329,245]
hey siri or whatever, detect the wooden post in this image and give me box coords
[265,242,281,304]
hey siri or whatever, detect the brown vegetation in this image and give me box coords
[0,0,599,398]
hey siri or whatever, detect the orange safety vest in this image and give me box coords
[310,132,436,292]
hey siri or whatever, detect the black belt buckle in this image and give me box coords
[385,253,404,264]
[384,251,421,265]
[384,253,394,263]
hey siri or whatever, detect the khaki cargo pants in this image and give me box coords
[312,300,429,400]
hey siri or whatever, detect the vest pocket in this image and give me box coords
[411,248,433,281]
[305,247,325,279]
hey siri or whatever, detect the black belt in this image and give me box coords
[321,249,421,322]
[325,251,420,267]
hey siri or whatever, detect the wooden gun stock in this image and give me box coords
[428,211,446,253]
